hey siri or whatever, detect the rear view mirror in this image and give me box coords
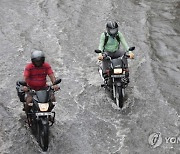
[17,81,27,86]
[53,78,62,85]
[94,50,102,53]
[129,47,135,51]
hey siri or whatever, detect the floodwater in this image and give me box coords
[0,0,179,153]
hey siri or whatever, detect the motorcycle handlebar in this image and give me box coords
[103,52,130,60]
[18,78,62,92]
[95,46,135,60]
[28,85,60,94]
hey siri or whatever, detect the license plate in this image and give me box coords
[114,68,122,74]
[111,74,125,78]
[36,112,52,116]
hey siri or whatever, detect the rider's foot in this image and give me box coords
[125,70,130,84]
[49,116,55,123]
[101,83,106,87]
[101,76,108,87]
[25,117,32,127]
[103,73,108,80]
[124,77,129,84]
[127,77,130,83]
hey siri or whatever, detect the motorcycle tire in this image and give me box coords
[115,86,124,108]
[37,119,49,151]
[31,117,37,136]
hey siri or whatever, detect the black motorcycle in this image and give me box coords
[16,79,61,151]
[95,47,135,108]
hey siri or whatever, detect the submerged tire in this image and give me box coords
[38,120,49,151]
[31,117,37,135]
[115,86,124,108]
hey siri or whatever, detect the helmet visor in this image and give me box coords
[109,28,118,35]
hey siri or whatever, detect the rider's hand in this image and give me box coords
[22,86,29,92]
[129,52,134,59]
[53,85,60,91]
[98,53,103,60]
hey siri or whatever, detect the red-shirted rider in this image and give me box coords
[22,50,59,113]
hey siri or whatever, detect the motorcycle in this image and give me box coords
[16,78,61,151]
[95,47,135,108]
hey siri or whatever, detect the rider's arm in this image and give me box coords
[118,32,130,52]
[23,64,31,85]
[97,33,105,60]
[44,62,54,83]
[23,64,31,91]
[48,73,60,91]
[46,63,59,91]
[98,33,105,52]
[48,73,56,84]
[119,32,134,59]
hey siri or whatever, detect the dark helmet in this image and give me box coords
[31,50,45,67]
[106,21,118,36]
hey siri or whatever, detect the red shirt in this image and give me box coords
[24,62,53,90]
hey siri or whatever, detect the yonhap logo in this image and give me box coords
[148,132,180,148]
[148,132,163,148]
[165,136,180,144]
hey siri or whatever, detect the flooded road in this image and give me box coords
[0,0,179,153]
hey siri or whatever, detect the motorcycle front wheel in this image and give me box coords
[115,86,124,108]
[37,118,49,151]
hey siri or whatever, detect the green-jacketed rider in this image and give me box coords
[97,21,134,82]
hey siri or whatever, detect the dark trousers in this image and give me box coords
[102,50,128,74]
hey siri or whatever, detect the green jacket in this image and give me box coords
[98,31,129,52]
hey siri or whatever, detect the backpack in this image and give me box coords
[103,32,120,50]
